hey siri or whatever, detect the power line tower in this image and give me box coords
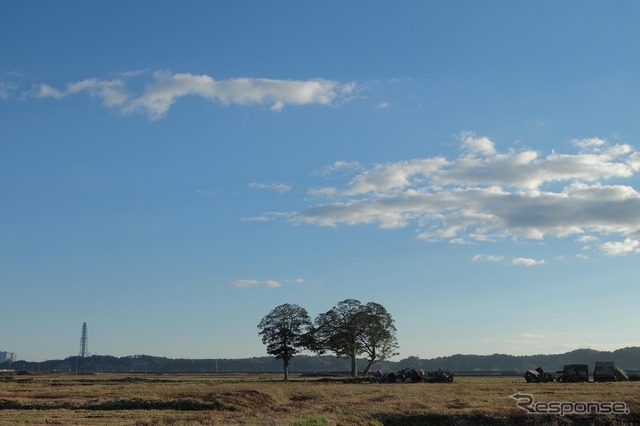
[79,322,88,358]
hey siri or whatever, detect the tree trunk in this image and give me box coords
[363,358,375,376]
[350,347,358,377]
[283,359,289,380]
[363,348,377,376]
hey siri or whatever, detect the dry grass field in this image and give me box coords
[1,373,639,425]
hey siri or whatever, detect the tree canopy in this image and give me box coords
[313,299,363,377]
[257,303,313,380]
[313,299,398,377]
[358,302,399,375]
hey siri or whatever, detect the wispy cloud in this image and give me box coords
[512,257,546,266]
[0,72,26,100]
[36,78,129,107]
[277,133,640,257]
[312,161,362,178]
[232,279,282,288]
[307,187,338,198]
[240,212,294,223]
[231,277,305,288]
[472,254,504,262]
[0,80,17,100]
[32,71,355,120]
[506,331,550,342]
[240,216,271,222]
[195,189,218,196]
[249,182,292,193]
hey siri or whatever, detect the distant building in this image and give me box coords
[0,352,17,363]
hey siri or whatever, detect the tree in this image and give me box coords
[313,299,399,377]
[313,299,363,377]
[257,303,313,380]
[358,302,399,376]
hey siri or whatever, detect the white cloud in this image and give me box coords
[33,71,354,119]
[68,78,129,106]
[232,277,305,288]
[296,182,640,238]
[36,78,129,107]
[331,133,635,196]
[232,279,282,288]
[375,101,390,110]
[249,182,292,193]
[344,157,448,195]
[278,134,640,257]
[460,131,496,156]
[312,161,362,178]
[307,187,338,197]
[449,238,467,245]
[600,238,640,256]
[0,80,17,100]
[126,72,351,119]
[576,235,597,243]
[628,152,640,171]
[36,83,65,99]
[572,137,606,151]
[240,216,271,222]
[512,257,546,266]
[419,225,464,241]
[241,211,294,222]
[472,254,504,262]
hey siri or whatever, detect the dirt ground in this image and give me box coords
[1,373,638,425]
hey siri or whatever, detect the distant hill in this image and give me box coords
[3,347,639,374]
[392,347,640,372]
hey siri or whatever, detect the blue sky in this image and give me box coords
[2,1,640,362]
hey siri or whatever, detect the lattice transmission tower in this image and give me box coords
[79,322,88,358]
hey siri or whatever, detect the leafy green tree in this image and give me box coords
[257,303,313,380]
[358,302,399,376]
[313,299,399,377]
[313,299,364,377]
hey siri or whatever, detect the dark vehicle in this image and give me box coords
[556,364,589,383]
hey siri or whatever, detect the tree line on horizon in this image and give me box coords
[2,348,639,374]
[257,299,399,379]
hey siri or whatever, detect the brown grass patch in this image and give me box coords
[0,374,639,425]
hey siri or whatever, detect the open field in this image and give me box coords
[1,373,639,425]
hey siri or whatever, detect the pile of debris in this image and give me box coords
[524,367,555,383]
[524,361,640,383]
[373,368,454,383]
[557,364,589,382]
[0,370,15,382]
[593,362,629,382]
[524,364,588,383]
